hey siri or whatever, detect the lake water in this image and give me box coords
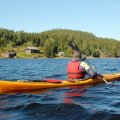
[0,58,120,120]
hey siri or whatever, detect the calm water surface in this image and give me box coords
[0,58,120,120]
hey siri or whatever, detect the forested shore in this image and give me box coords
[0,28,120,58]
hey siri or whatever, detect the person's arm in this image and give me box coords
[80,61,97,78]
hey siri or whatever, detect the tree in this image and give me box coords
[44,38,56,57]
[92,50,100,57]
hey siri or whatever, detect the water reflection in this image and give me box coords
[64,86,87,103]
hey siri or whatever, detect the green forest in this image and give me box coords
[0,28,120,58]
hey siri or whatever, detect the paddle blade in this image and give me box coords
[68,41,80,51]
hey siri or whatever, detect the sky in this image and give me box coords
[0,0,120,40]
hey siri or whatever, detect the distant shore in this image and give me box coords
[0,55,119,59]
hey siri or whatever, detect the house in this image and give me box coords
[58,52,64,57]
[25,47,40,54]
[5,52,17,58]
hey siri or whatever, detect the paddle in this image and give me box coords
[68,41,80,52]
[68,40,109,84]
[102,77,109,84]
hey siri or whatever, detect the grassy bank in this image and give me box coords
[17,52,45,58]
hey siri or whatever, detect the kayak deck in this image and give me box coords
[0,73,120,93]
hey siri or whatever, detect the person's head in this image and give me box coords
[73,50,81,59]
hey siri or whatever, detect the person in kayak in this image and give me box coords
[67,50,103,80]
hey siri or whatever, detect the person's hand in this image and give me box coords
[81,55,86,61]
[98,74,104,78]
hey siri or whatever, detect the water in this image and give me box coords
[0,58,120,120]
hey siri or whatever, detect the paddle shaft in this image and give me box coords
[102,77,108,84]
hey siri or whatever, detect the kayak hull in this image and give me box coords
[0,73,120,93]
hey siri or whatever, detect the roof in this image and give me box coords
[6,52,16,55]
[26,47,39,50]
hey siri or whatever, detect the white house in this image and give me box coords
[58,52,64,57]
[25,47,40,54]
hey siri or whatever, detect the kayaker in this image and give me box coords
[67,50,103,80]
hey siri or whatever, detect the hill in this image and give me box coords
[0,28,120,58]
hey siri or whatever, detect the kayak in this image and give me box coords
[0,72,120,94]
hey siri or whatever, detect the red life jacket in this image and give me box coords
[67,61,85,79]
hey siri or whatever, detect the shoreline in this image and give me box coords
[0,56,119,59]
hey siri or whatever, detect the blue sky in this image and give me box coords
[0,0,120,40]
